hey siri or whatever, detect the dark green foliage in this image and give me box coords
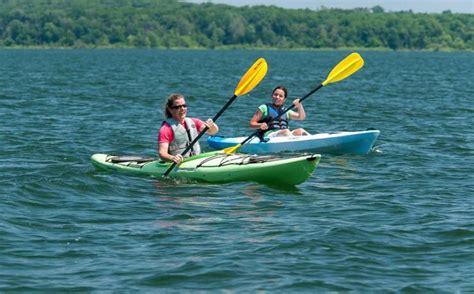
[0,0,472,50]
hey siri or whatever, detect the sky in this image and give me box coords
[184,0,474,13]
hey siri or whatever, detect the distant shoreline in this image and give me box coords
[1,46,472,52]
[1,0,472,52]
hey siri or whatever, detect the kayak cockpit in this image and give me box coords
[106,155,156,168]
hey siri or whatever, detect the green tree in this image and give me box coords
[0,0,472,50]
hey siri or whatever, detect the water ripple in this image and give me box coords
[1,49,473,292]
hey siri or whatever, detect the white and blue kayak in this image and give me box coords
[207,130,380,155]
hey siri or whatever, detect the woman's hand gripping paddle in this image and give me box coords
[223,52,364,154]
[163,58,268,177]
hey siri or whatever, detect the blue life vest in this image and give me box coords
[258,103,289,130]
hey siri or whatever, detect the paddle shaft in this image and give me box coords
[241,83,323,145]
[163,94,238,176]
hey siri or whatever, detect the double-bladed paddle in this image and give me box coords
[163,57,268,177]
[223,52,365,154]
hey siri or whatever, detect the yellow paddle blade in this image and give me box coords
[234,58,268,96]
[223,143,241,154]
[322,52,364,86]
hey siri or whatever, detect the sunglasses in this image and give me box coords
[170,104,187,110]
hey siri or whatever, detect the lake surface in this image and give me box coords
[1,49,473,292]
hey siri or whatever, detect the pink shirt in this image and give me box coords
[158,118,204,145]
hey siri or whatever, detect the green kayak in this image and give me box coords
[91,151,320,186]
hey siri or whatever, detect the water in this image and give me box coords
[1,49,473,292]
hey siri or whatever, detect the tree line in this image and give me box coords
[0,0,472,50]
